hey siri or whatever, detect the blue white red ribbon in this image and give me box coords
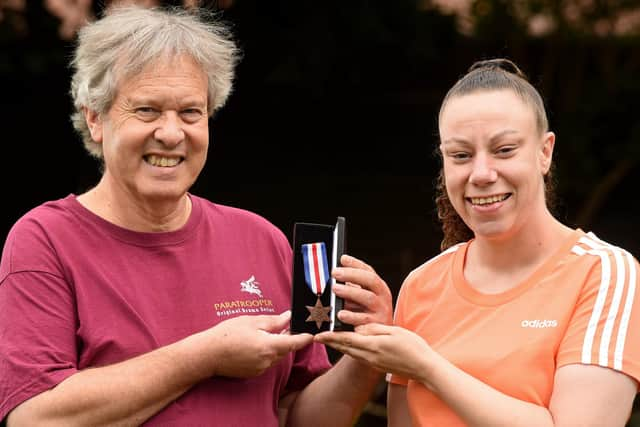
[302,242,330,296]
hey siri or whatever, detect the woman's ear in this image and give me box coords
[540,131,555,175]
[83,107,103,143]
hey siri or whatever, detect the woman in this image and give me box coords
[317,58,640,426]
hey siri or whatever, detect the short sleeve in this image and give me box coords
[0,272,78,420]
[0,217,79,420]
[557,245,640,383]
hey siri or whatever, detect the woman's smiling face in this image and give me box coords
[438,89,555,242]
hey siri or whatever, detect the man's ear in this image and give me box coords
[83,107,103,143]
[540,131,555,175]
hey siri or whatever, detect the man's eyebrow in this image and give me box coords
[125,95,207,107]
[441,137,470,145]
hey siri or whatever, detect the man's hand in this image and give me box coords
[205,311,313,378]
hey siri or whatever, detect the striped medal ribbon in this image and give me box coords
[302,242,330,296]
[301,242,332,329]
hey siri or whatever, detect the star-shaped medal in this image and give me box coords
[305,298,332,329]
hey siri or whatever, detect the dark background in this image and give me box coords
[1,0,639,425]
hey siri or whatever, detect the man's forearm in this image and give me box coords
[7,313,314,427]
[286,355,383,427]
[7,331,214,427]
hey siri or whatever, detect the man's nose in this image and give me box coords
[154,112,185,147]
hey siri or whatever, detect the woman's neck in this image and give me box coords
[464,211,574,293]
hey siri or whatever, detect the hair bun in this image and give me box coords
[468,58,528,80]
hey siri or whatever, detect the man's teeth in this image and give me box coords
[146,155,180,167]
[470,194,509,205]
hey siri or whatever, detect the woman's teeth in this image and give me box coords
[470,194,509,205]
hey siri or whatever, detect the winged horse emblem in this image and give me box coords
[240,276,263,298]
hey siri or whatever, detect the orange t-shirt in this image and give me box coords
[389,229,640,426]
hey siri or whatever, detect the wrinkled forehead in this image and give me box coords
[108,52,210,108]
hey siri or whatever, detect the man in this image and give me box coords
[0,5,392,426]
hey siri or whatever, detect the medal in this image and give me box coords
[305,298,332,329]
[302,242,332,328]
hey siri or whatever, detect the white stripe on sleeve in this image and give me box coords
[614,251,637,370]
[575,234,636,370]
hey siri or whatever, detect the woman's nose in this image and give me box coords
[468,153,498,185]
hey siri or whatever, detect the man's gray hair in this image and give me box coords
[70,5,240,158]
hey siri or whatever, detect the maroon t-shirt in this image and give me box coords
[0,194,331,425]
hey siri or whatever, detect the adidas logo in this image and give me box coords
[521,319,558,328]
